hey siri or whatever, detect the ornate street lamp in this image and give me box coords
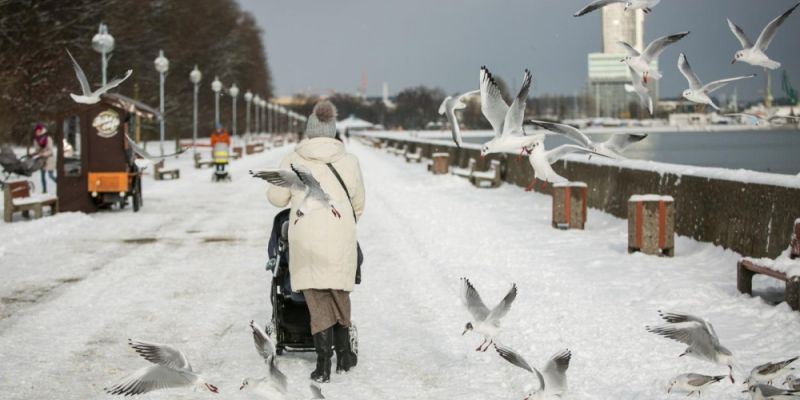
[91,23,115,86]
[189,65,202,158]
[211,76,223,126]
[153,49,169,156]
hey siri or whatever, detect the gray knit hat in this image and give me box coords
[304,100,337,139]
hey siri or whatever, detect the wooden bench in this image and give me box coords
[451,158,476,178]
[3,180,58,222]
[393,144,408,157]
[231,146,243,160]
[470,160,502,188]
[194,153,214,169]
[404,147,422,163]
[737,220,800,311]
[154,163,180,180]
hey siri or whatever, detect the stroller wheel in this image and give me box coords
[276,346,284,356]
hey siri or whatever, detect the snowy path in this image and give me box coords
[0,140,799,399]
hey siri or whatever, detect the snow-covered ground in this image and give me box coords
[1,139,799,400]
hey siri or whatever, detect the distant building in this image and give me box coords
[587,5,657,117]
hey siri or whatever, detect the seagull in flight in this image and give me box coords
[528,120,647,160]
[250,164,342,223]
[494,344,572,400]
[66,49,132,105]
[624,66,654,115]
[646,311,740,383]
[574,0,660,17]
[678,53,755,110]
[460,277,517,352]
[478,66,539,158]
[729,2,800,70]
[105,339,219,396]
[126,135,186,168]
[439,90,480,148]
[619,31,690,84]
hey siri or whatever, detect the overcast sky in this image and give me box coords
[238,0,800,101]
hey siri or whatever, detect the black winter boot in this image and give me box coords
[310,327,333,383]
[334,324,358,373]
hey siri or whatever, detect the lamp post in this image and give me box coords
[154,49,169,156]
[189,65,202,158]
[229,84,239,141]
[211,76,222,127]
[254,95,261,134]
[244,91,253,136]
[266,103,272,134]
[91,23,114,86]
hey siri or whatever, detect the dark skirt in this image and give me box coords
[303,289,351,335]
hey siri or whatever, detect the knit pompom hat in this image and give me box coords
[304,100,337,138]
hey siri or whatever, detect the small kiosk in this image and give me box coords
[56,94,160,213]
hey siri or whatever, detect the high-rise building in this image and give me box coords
[587,4,656,118]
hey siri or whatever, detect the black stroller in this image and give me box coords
[0,146,45,188]
[265,209,358,355]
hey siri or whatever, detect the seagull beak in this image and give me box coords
[461,329,468,336]
[667,384,672,393]
[239,385,244,390]
[731,59,737,64]
[207,383,219,393]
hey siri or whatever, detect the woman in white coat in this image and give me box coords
[267,100,364,383]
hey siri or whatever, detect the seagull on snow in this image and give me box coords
[666,373,725,396]
[494,344,572,400]
[460,277,517,352]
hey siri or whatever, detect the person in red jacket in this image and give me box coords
[210,124,230,172]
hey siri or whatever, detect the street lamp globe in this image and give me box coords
[211,76,222,93]
[229,83,239,98]
[189,65,202,84]
[91,23,115,54]
[244,90,253,102]
[154,50,169,74]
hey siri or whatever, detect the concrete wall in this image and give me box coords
[377,137,800,258]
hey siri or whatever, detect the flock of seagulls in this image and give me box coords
[105,322,325,399]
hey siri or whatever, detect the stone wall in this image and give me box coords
[376,137,800,258]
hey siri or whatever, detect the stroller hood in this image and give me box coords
[268,209,291,259]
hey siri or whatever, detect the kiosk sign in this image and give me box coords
[93,110,120,138]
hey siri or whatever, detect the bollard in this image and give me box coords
[627,195,675,256]
[791,219,800,259]
[430,152,450,175]
[551,182,587,230]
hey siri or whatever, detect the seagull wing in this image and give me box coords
[126,135,185,162]
[95,69,133,96]
[542,349,571,394]
[494,343,534,373]
[460,277,490,322]
[250,169,303,189]
[702,74,755,94]
[574,0,625,17]
[617,41,641,57]
[309,382,326,399]
[250,320,276,362]
[754,2,800,51]
[480,66,509,137]
[456,89,481,105]
[603,133,647,154]
[501,69,532,136]
[66,49,92,95]
[727,19,753,49]
[686,374,722,387]
[528,120,592,148]
[105,365,191,396]
[546,144,607,164]
[647,312,722,359]
[678,53,703,90]
[756,356,799,375]
[267,355,288,393]
[485,283,517,326]
[128,340,192,371]
[291,164,323,193]
[642,32,690,62]
[438,97,452,115]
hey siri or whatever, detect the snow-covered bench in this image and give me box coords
[451,158,476,178]
[392,144,408,157]
[404,147,422,163]
[737,220,800,311]
[194,153,214,169]
[3,180,58,223]
[154,162,180,180]
[470,160,502,188]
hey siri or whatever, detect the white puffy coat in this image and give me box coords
[267,138,365,292]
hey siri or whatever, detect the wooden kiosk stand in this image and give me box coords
[56,94,160,213]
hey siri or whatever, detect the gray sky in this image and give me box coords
[238,0,800,101]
